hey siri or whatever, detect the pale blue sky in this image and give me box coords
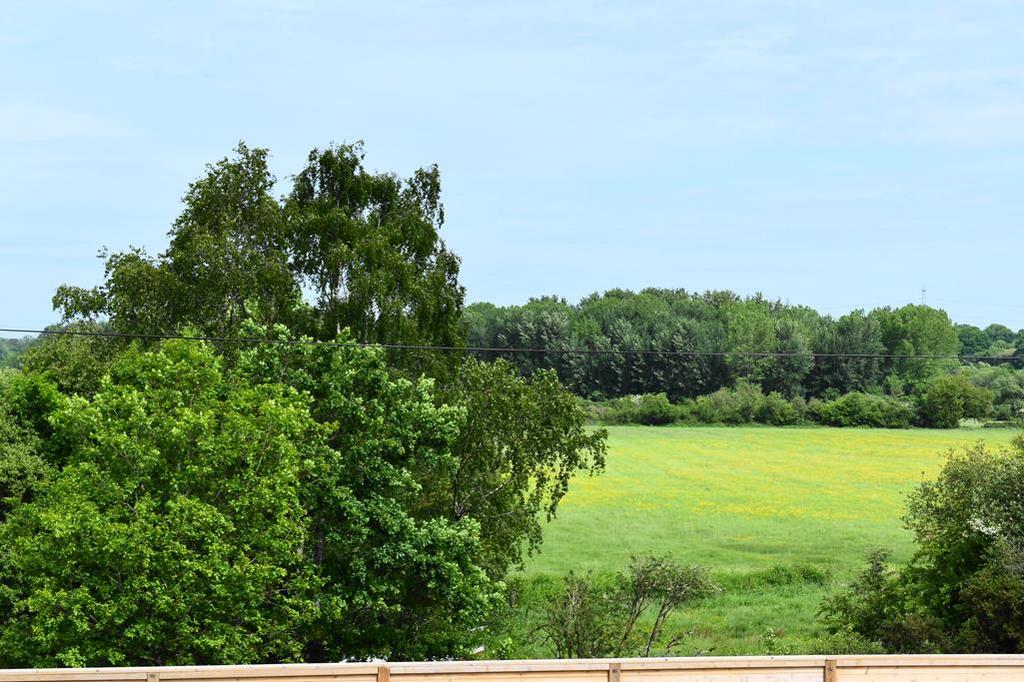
[2,1,1023,330]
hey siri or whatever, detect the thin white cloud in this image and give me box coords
[0,102,138,142]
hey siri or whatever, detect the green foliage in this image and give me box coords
[1,338,543,665]
[54,145,301,339]
[468,292,979,405]
[0,337,34,369]
[288,143,464,348]
[580,383,811,427]
[961,364,1024,423]
[234,327,499,661]
[691,380,806,426]
[20,322,123,397]
[957,324,991,357]
[819,549,946,653]
[53,142,464,355]
[582,392,687,425]
[808,392,915,428]
[0,371,53,522]
[434,359,607,578]
[808,310,885,396]
[820,436,1024,653]
[741,564,831,589]
[693,379,763,424]
[14,141,612,665]
[0,342,322,666]
[785,630,887,655]
[873,305,960,391]
[916,374,993,428]
[754,391,805,426]
[536,556,718,658]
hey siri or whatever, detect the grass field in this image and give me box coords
[515,426,1021,655]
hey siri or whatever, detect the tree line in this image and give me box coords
[465,292,1024,425]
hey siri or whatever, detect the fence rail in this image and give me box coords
[2,656,1024,682]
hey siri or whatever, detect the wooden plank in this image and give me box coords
[609,663,621,682]
[1,656,1024,682]
[392,672,605,682]
[389,659,830,675]
[835,665,1024,680]
[620,668,823,682]
[835,655,1024,668]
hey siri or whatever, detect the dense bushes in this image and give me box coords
[583,381,811,426]
[916,374,993,428]
[819,436,1024,653]
[582,376,1011,429]
[581,392,685,425]
[808,392,915,428]
[962,365,1024,423]
[584,385,921,428]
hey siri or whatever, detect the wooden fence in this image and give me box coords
[2,656,1023,682]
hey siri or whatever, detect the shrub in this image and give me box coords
[693,379,762,424]
[754,391,803,426]
[620,393,682,425]
[537,555,719,658]
[916,374,994,428]
[961,365,1024,424]
[809,392,914,428]
[580,393,685,425]
[820,436,1024,653]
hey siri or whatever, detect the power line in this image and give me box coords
[0,326,1019,363]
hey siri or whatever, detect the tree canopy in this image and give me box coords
[53,142,464,350]
[1,141,607,665]
[466,291,1021,403]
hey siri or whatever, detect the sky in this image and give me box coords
[2,1,1023,331]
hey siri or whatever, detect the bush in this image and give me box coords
[581,393,686,425]
[693,379,762,424]
[819,436,1024,653]
[809,392,914,428]
[961,365,1024,424]
[537,555,719,658]
[800,630,888,655]
[754,392,803,426]
[916,374,994,428]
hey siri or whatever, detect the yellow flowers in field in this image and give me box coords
[529,426,1019,576]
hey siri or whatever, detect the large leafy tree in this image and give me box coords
[286,142,464,346]
[18,141,605,664]
[52,141,463,351]
[809,310,886,396]
[433,358,607,579]
[0,341,322,666]
[874,304,960,390]
[760,317,814,398]
[54,144,301,339]
[0,338,505,665]
[234,327,498,661]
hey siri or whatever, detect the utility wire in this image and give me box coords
[1,327,1019,363]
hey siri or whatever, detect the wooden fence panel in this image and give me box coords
[1,656,1023,682]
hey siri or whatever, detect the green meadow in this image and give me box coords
[516,426,1021,655]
